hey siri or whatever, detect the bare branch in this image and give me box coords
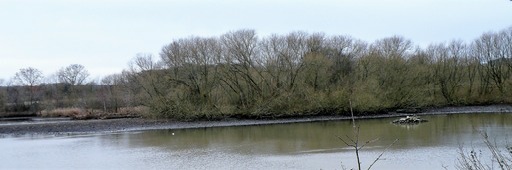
[367,139,399,170]
[57,64,90,85]
[337,136,354,147]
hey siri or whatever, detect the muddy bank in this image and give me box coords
[1,105,512,136]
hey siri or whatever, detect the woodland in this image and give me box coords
[1,27,511,120]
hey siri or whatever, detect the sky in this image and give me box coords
[0,0,511,83]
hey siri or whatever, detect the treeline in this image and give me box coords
[0,65,140,118]
[128,27,512,119]
[1,27,512,120]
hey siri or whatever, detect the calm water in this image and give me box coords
[1,113,511,170]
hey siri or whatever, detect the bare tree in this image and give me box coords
[122,27,512,120]
[371,35,413,60]
[161,37,222,106]
[127,53,172,117]
[428,41,466,103]
[219,29,262,108]
[473,31,511,95]
[464,47,480,98]
[367,36,416,107]
[259,34,287,95]
[101,74,123,113]
[281,31,309,92]
[13,67,44,113]
[57,64,90,85]
[54,64,90,108]
[14,67,44,87]
[324,35,361,85]
[302,33,328,91]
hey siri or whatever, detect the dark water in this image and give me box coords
[1,113,511,169]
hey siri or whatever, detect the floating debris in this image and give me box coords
[392,115,428,124]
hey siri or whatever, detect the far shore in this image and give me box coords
[1,105,512,136]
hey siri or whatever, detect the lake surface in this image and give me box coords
[1,113,511,170]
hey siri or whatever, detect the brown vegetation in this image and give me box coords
[1,26,512,120]
[39,106,147,120]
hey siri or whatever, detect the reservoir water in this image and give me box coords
[1,113,511,169]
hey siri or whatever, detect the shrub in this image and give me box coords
[39,108,83,117]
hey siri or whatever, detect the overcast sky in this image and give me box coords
[0,0,511,83]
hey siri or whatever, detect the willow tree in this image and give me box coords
[367,36,416,108]
[473,31,512,96]
[427,41,467,104]
[127,54,173,117]
[218,29,262,109]
[160,36,224,117]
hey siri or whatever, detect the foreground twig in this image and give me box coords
[338,98,395,170]
[456,131,512,170]
[367,139,399,170]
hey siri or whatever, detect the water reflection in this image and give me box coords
[1,113,511,170]
[99,113,512,155]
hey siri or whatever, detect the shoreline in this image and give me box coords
[1,105,512,136]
